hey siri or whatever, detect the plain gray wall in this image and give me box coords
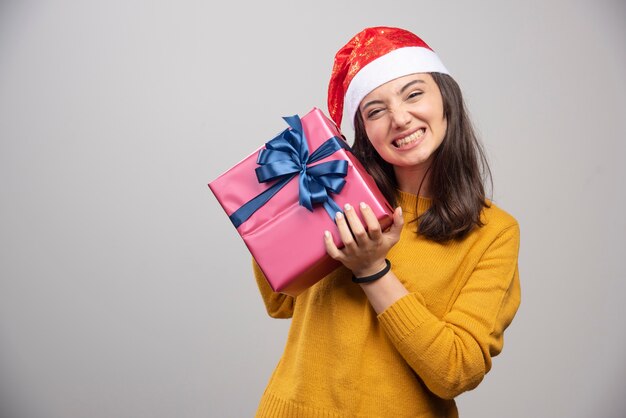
[1,0,625,417]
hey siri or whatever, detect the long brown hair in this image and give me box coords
[352,72,492,242]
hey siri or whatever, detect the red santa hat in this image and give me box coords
[327,26,449,129]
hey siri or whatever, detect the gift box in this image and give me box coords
[208,107,394,296]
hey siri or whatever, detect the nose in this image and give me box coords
[390,107,411,129]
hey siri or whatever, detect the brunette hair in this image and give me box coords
[352,72,491,242]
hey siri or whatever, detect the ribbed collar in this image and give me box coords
[396,190,432,216]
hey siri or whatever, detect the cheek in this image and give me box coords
[366,132,388,156]
[364,123,385,146]
[440,119,448,138]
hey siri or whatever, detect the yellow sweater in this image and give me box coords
[253,191,521,418]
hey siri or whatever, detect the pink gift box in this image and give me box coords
[209,108,394,296]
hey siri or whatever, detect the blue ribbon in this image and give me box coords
[229,115,350,228]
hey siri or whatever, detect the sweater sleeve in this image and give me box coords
[252,259,295,319]
[377,223,521,400]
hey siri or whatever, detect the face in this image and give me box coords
[359,73,447,171]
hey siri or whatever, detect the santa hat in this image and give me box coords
[327,26,449,129]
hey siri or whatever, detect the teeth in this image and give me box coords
[394,128,425,147]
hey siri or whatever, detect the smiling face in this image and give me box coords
[359,73,447,175]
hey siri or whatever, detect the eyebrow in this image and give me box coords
[399,79,425,94]
[361,79,426,111]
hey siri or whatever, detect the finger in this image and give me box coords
[358,202,382,240]
[334,211,356,248]
[323,230,343,260]
[388,206,404,240]
[343,203,368,245]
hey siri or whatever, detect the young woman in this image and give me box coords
[253,26,521,418]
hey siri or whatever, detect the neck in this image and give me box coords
[394,161,433,197]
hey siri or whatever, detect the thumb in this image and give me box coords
[388,206,404,237]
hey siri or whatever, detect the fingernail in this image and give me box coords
[336,212,344,220]
[360,202,368,209]
[344,203,352,211]
[397,206,403,216]
[324,230,330,238]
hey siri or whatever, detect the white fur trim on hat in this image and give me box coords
[344,46,449,128]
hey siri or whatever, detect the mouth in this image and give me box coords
[393,128,425,148]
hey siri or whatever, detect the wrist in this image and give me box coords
[352,259,391,284]
[352,259,388,278]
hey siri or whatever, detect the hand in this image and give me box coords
[324,202,404,277]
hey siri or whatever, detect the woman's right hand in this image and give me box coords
[323,202,404,278]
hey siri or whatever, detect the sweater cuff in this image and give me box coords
[377,293,432,342]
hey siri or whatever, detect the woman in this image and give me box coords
[253,26,521,418]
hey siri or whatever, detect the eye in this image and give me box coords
[407,90,423,100]
[366,108,385,119]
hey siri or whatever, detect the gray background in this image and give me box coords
[1,0,624,417]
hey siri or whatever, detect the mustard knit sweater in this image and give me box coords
[252,191,521,418]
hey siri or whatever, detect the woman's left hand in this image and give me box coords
[324,202,404,277]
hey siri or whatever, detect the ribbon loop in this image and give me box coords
[229,114,350,228]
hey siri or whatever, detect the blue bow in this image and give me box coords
[229,115,350,228]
